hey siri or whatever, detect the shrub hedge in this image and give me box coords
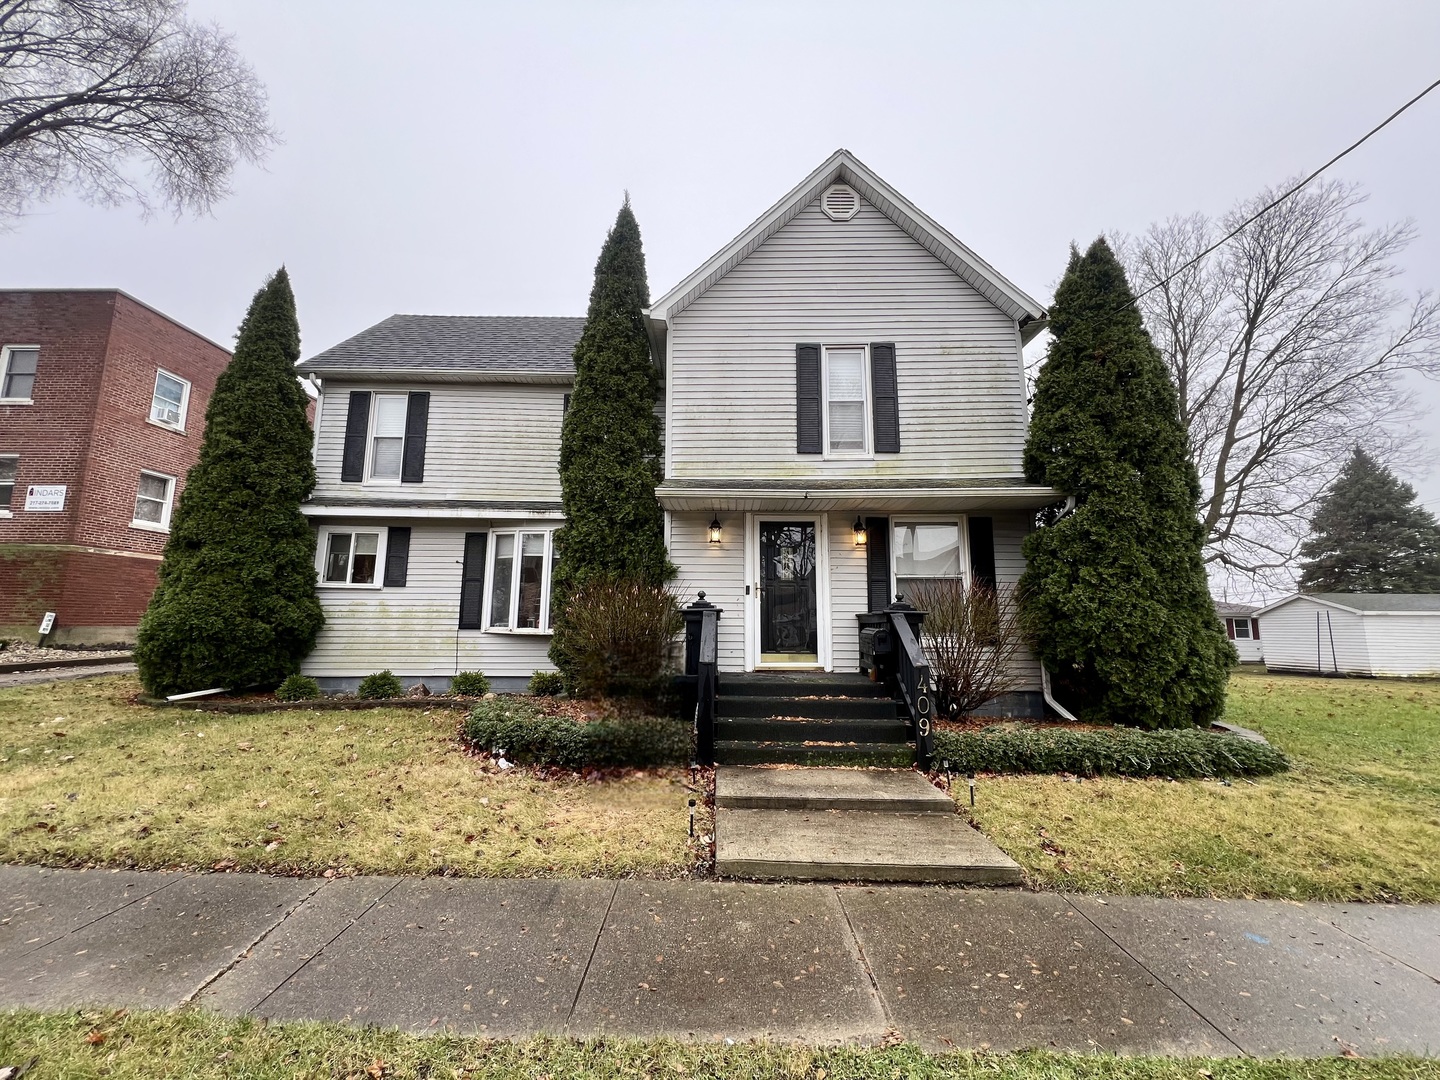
[932,725,1287,779]
[528,671,565,696]
[357,670,404,699]
[449,671,491,697]
[462,697,690,770]
[275,674,321,701]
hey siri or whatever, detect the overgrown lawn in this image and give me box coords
[0,676,704,878]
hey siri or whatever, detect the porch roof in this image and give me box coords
[657,477,1062,513]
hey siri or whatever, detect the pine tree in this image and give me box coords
[549,200,671,676]
[135,268,324,696]
[1297,447,1440,592]
[1019,239,1234,729]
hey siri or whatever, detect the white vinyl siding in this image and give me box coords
[313,383,566,501]
[667,195,1027,481]
[827,511,869,674]
[304,522,557,679]
[669,510,747,672]
[1261,598,1440,677]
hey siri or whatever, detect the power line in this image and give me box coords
[1121,76,1440,312]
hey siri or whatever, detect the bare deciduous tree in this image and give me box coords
[0,0,275,220]
[908,580,1026,717]
[1117,180,1440,590]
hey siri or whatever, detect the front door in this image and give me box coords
[758,520,819,663]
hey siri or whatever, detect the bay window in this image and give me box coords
[487,528,555,632]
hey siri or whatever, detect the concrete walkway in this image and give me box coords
[2,866,1437,1056]
[0,663,137,689]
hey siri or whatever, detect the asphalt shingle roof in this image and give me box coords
[299,314,585,376]
[1214,601,1259,617]
[1307,593,1440,612]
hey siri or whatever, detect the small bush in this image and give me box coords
[275,674,321,701]
[462,697,689,770]
[932,725,1287,780]
[356,670,404,699]
[551,579,682,700]
[528,671,565,696]
[449,671,491,697]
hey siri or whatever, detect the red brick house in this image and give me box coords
[0,290,231,644]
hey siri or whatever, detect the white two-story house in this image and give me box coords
[298,151,1058,704]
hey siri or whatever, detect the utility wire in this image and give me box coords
[1121,76,1440,312]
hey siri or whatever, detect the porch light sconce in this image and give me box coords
[852,517,868,547]
[708,517,723,545]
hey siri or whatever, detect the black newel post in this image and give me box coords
[683,592,722,766]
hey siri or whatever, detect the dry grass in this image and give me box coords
[0,676,707,878]
[968,670,1440,901]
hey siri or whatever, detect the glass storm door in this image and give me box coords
[759,521,819,663]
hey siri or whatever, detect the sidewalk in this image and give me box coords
[1,866,1437,1056]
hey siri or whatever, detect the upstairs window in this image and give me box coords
[1,346,38,401]
[368,393,408,480]
[0,455,16,511]
[150,370,190,430]
[824,345,869,455]
[131,470,176,531]
[487,529,555,632]
[320,528,383,587]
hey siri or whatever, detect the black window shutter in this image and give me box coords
[796,343,822,454]
[383,526,412,587]
[870,342,900,453]
[401,391,429,484]
[341,391,371,482]
[866,516,891,612]
[458,532,488,629]
[969,516,996,589]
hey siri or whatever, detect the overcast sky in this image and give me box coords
[6,1,1439,522]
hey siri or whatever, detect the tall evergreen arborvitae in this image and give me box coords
[135,268,324,696]
[549,199,671,676]
[1298,447,1440,592]
[1019,239,1234,729]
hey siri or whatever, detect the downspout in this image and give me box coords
[1041,664,1079,722]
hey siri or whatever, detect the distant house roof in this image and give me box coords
[1215,601,1259,618]
[1255,592,1440,617]
[298,314,585,381]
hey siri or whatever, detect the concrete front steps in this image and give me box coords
[714,765,1024,885]
[714,672,914,767]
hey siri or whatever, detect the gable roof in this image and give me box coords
[646,149,1048,339]
[1215,601,1259,618]
[1255,592,1440,617]
[298,315,585,382]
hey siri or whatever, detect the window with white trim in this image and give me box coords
[319,527,385,587]
[150,369,190,429]
[486,528,555,632]
[1,346,38,401]
[0,455,16,512]
[368,393,407,481]
[893,520,964,600]
[1232,618,1252,640]
[131,470,176,530]
[823,345,869,454]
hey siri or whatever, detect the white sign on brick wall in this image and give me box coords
[24,484,66,511]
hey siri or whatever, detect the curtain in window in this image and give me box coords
[894,522,961,600]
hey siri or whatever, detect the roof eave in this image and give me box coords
[296,367,573,385]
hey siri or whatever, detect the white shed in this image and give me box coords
[1215,601,1263,663]
[1256,593,1440,678]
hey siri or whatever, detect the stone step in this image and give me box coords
[715,807,1024,884]
[716,716,912,744]
[717,694,903,721]
[720,673,890,699]
[714,740,914,767]
[716,765,952,812]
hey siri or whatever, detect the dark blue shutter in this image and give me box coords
[383,527,411,587]
[341,391,370,482]
[870,342,899,453]
[796,344,822,454]
[401,392,429,484]
[458,532,488,629]
[866,516,891,612]
[969,517,996,589]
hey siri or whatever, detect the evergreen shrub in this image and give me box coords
[462,698,689,769]
[449,671,491,697]
[528,671,565,696]
[357,670,403,699]
[275,674,321,701]
[932,725,1287,780]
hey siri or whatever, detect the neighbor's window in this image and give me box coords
[1232,618,1252,640]
[0,455,16,511]
[824,345,869,454]
[321,528,382,586]
[893,520,963,601]
[150,370,190,429]
[368,393,407,480]
[1,346,38,401]
[131,470,176,530]
[487,529,554,631]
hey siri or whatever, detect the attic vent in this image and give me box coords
[821,183,859,221]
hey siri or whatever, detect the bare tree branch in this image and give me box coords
[0,0,275,220]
